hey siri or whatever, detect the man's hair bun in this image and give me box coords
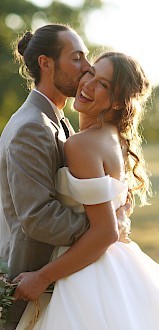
[18,31,33,56]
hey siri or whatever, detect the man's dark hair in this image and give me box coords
[14,24,73,88]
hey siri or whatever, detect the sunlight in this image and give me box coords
[85,0,159,85]
[5,14,24,30]
[26,0,53,8]
[27,0,159,85]
[26,0,84,8]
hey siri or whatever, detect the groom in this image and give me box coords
[0,23,91,329]
[0,23,130,329]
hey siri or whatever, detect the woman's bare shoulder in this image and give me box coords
[66,129,93,146]
[64,130,105,179]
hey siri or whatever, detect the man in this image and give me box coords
[0,23,91,329]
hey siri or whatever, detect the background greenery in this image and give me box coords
[131,144,159,262]
[0,0,159,261]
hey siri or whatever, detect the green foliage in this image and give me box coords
[0,0,104,134]
[131,144,159,262]
[0,259,15,324]
[0,0,158,142]
[0,259,9,275]
[0,258,55,324]
[143,86,159,142]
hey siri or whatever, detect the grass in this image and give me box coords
[130,144,159,262]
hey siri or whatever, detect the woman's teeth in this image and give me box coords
[81,90,93,100]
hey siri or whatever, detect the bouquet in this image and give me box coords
[0,258,55,325]
[0,258,16,325]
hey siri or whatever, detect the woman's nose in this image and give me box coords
[84,77,95,90]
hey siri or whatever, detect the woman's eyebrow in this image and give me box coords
[92,66,112,83]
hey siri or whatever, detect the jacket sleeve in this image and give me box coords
[7,122,89,246]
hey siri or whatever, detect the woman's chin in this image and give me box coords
[73,100,79,111]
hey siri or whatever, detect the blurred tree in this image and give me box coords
[0,0,104,133]
[0,0,158,140]
[0,0,41,132]
[143,86,159,143]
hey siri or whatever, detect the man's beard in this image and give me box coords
[54,66,80,97]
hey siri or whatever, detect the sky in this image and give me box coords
[26,0,159,86]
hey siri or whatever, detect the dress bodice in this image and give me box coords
[55,167,128,213]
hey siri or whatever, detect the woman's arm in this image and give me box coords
[13,134,119,301]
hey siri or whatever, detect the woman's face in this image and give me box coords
[74,57,114,117]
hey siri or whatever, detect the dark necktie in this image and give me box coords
[60,118,69,139]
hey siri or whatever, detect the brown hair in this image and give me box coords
[96,52,152,207]
[13,23,73,89]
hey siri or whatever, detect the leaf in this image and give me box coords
[0,259,9,274]
[0,280,5,288]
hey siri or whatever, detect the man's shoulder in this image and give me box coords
[2,94,57,133]
[0,107,57,151]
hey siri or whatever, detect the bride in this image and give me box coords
[13,52,159,329]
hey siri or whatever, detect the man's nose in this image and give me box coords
[82,58,91,73]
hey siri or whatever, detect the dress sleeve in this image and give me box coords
[55,167,128,205]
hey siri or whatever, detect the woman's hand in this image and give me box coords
[13,271,49,301]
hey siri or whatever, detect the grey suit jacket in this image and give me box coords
[0,90,89,281]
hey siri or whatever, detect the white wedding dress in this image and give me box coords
[16,167,159,330]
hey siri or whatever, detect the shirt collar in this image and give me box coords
[33,88,64,121]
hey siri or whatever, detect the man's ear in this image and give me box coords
[38,55,54,74]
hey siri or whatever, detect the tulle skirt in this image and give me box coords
[16,241,159,330]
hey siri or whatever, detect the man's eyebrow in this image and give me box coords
[72,50,89,56]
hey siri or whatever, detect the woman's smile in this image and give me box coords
[78,90,94,103]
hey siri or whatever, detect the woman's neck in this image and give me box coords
[79,113,98,131]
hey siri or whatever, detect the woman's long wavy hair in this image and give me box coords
[95,52,152,208]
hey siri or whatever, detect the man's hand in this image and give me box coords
[13,271,49,301]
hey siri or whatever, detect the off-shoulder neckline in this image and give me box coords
[59,167,126,186]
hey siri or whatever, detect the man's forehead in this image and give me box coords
[59,30,88,54]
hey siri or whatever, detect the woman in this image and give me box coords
[14,52,159,329]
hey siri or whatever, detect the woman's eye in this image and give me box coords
[100,81,107,88]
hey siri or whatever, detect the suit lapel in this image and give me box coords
[25,90,68,147]
[26,90,60,127]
